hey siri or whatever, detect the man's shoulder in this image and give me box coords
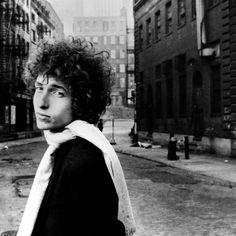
[58,137,104,165]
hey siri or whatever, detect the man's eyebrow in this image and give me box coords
[50,84,68,92]
[35,81,42,86]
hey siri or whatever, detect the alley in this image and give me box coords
[1,139,236,235]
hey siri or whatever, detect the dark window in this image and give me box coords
[211,65,221,115]
[179,74,187,116]
[207,0,219,8]
[164,60,173,117]
[155,10,161,41]
[22,11,25,30]
[156,81,162,118]
[138,24,144,50]
[155,64,161,79]
[192,0,196,19]
[175,53,186,72]
[178,0,186,26]
[146,18,152,46]
[26,42,29,54]
[138,72,144,119]
[31,13,35,23]
[32,29,36,41]
[26,14,29,33]
[166,1,172,34]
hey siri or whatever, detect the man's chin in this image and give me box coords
[36,122,53,130]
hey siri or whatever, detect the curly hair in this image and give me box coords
[24,39,113,124]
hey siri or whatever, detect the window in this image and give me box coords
[120,64,125,73]
[103,21,109,32]
[207,0,220,8]
[192,0,196,19]
[112,64,117,73]
[119,35,125,44]
[93,21,97,29]
[163,60,173,117]
[31,13,35,23]
[111,36,116,44]
[156,81,162,118]
[120,49,125,58]
[26,14,29,33]
[138,72,144,119]
[32,29,36,41]
[155,10,161,41]
[120,78,125,88]
[103,36,107,45]
[120,21,125,31]
[179,74,187,116]
[138,24,144,50]
[155,64,161,80]
[22,11,25,30]
[166,1,172,34]
[85,21,89,32]
[146,18,152,46]
[92,36,98,44]
[26,42,29,54]
[111,21,116,31]
[110,50,116,59]
[211,65,221,115]
[77,22,82,32]
[178,0,186,26]
[175,54,186,72]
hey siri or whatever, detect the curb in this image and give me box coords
[115,148,236,189]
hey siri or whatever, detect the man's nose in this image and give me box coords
[38,92,49,109]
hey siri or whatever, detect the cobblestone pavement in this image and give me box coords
[1,120,236,235]
[119,153,236,236]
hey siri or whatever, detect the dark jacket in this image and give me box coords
[32,137,125,236]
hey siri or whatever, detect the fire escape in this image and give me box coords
[0,0,30,133]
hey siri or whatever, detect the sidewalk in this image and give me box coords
[114,143,236,188]
[1,134,236,188]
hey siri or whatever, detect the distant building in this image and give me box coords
[73,11,133,107]
[0,0,63,138]
[44,1,64,41]
[134,0,236,156]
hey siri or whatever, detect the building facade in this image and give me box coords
[134,0,236,156]
[73,12,134,107]
[0,0,63,139]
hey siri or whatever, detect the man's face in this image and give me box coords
[33,75,73,131]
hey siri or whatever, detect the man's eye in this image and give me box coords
[51,90,65,97]
[35,86,43,92]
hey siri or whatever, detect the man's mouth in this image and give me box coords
[36,113,51,122]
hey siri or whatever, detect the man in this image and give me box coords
[17,39,135,236]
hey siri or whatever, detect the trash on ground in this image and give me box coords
[130,141,152,149]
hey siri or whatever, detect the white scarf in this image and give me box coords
[17,120,136,236]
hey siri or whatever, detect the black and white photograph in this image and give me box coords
[1,0,236,235]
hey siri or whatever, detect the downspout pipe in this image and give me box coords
[196,0,214,56]
[196,0,206,54]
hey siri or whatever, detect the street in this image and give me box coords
[1,122,236,236]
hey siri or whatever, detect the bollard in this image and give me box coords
[167,136,179,161]
[110,119,116,145]
[184,136,190,159]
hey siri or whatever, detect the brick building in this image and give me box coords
[134,0,236,156]
[0,0,63,139]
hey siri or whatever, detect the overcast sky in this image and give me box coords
[47,0,134,36]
